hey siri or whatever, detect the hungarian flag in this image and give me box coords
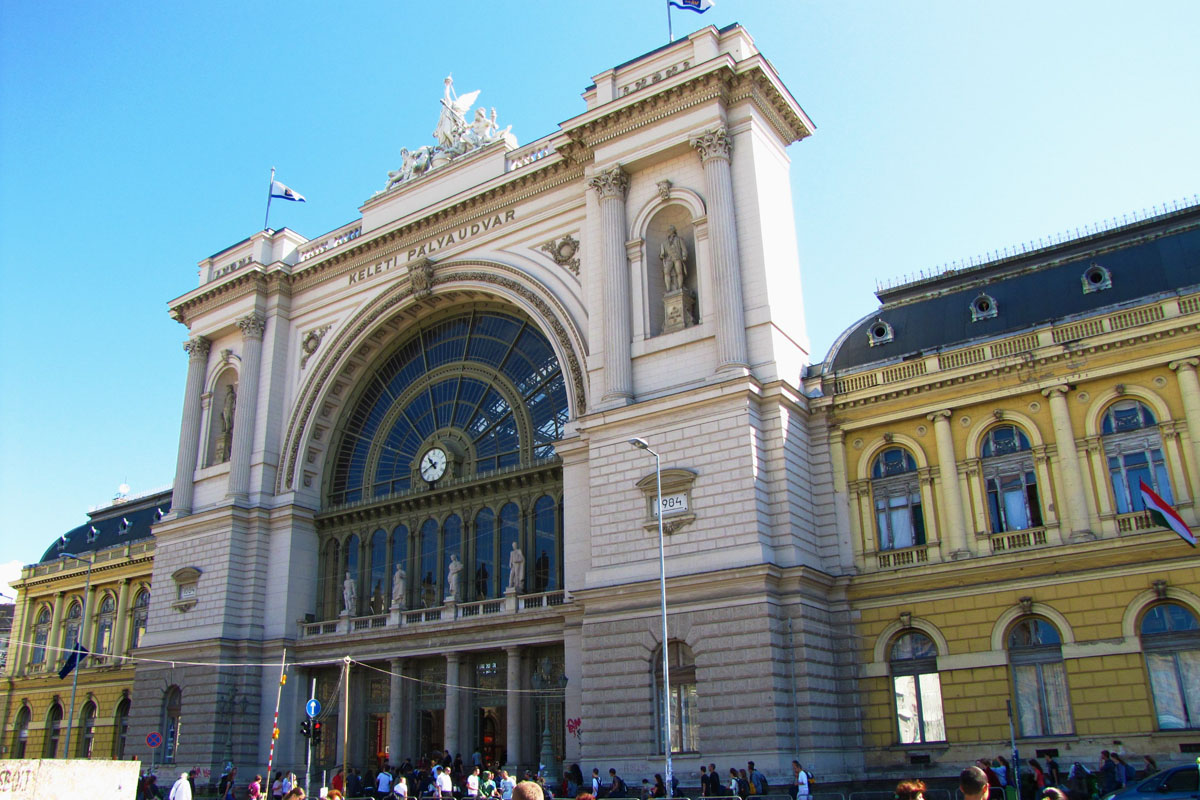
[1139,480,1196,547]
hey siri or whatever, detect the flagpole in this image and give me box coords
[59,552,93,757]
[667,1,674,41]
[264,166,276,231]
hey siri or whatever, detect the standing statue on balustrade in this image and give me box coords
[507,542,525,593]
[342,571,357,616]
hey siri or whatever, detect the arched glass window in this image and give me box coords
[94,594,116,659]
[63,600,83,657]
[419,520,439,608]
[871,448,925,551]
[319,539,340,620]
[533,495,560,592]
[1139,603,1200,730]
[13,705,30,758]
[1101,400,1173,513]
[890,631,945,744]
[131,589,150,650]
[44,702,63,758]
[113,697,131,759]
[391,524,409,608]
[368,529,387,614]
[981,425,1042,533]
[499,503,521,592]
[1008,617,1073,736]
[77,700,96,758]
[31,606,51,665]
[164,686,182,763]
[342,534,360,615]
[654,641,698,754]
[473,508,496,601]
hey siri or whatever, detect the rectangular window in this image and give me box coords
[986,470,1042,533]
[1013,662,1073,736]
[1146,651,1200,729]
[876,491,925,550]
[893,673,945,744]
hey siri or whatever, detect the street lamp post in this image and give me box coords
[627,437,673,792]
[531,656,568,785]
[59,552,94,758]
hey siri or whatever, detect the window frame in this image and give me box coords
[1139,602,1200,730]
[1100,400,1173,513]
[871,448,926,551]
[653,640,699,755]
[889,630,946,744]
[1007,617,1074,737]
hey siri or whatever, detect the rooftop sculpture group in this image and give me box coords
[386,76,516,190]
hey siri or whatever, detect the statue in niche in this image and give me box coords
[391,563,407,609]
[446,554,463,601]
[215,384,237,463]
[342,571,357,616]
[506,541,525,593]
[660,225,688,292]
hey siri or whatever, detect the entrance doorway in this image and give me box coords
[369,713,388,769]
[418,709,444,761]
[476,707,505,767]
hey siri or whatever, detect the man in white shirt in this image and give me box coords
[437,765,455,799]
[170,772,194,800]
[467,767,481,797]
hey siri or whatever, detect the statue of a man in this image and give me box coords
[446,554,463,600]
[342,571,357,615]
[507,542,526,592]
[220,385,237,434]
[660,225,688,292]
[391,563,407,608]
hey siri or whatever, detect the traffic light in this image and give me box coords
[300,720,311,738]
[312,721,322,744]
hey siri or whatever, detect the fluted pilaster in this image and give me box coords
[170,336,211,515]
[690,126,748,372]
[588,166,632,403]
[228,315,266,500]
[1043,384,1093,541]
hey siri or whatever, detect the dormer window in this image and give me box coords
[970,293,998,322]
[868,318,895,347]
[118,517,130,535]
[1082,263,1112,293]
[86,526,99,544]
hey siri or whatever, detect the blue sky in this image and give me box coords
[1,1,1198,587]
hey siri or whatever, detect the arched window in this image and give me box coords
[113,697,131,759]
[871,448,925,551]
[1139,603,1200,730]
[164,686,183,763]
[77,700,97,758]
[63,600,83,657]
[12,705,30,758]
[419,520,439,608]
[31,606,50,665]
[320,540,340,620]
[532,495,560,592]
[94,594,116,660]
[368,529,387,614]
[131,589,150,650]
[473,508,496,601]
[44,702,63,758]
[981,425,1042,533]
[1101,400,1173,513]
[654,641,698,754]
[1008,617,1073,736]
[889,631,945,744]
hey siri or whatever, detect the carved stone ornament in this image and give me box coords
[656,179,673,200]
[236,313,267,339]
[540,234,581,275]
[587,165,629,199]
[184,336,211,361]
[300,325,332,369]
[408,258,436,299]
[1019,596,1034,614]
[689,126,732,161]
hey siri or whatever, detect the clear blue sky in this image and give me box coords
[2,1,1198,586]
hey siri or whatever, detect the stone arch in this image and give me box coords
[872,617,950,664]
[276,258,588,498]
[1084,384,1173,437]
[855,434,930,481]
[964,410,1047,455]
[1120,585,1200,641]
[990,601,1075,651]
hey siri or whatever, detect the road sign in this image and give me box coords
[147,731,162,748]
[306,698,321,718]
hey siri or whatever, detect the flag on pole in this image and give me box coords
[669,0,714,12]
[1139,480,1196,547]
[270,180,306,203]
[58,639,90,679]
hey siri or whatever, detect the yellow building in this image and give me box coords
[0,488,166,761]
[807,205,1200,773]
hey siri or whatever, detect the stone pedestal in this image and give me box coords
[663,288,697,334]
[504,587,518,613]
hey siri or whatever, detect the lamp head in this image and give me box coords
[627,437,650,451]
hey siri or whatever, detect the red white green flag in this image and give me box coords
[1139,480,1196,547]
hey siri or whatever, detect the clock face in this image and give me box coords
[420,447,448,482]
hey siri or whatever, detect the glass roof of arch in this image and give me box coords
[328,309,568,505]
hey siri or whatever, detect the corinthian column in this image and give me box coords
[1170,358,1200,501]
[1043,384,1093,541]
[588,165,632,404]
[170,336,211,516]
[690,126,748,373]
[228,314,266,501]
[928,410,970,558]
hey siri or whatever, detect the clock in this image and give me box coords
[419,447,448,482]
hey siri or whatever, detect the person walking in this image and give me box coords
[961,766,989,800]
[170,772,194,800]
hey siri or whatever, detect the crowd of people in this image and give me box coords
[895,751,1161,800]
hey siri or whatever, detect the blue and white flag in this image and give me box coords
[669,0,714,12]
[58,639,89,680]
[270,180,306,203]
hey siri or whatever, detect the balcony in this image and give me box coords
[876,545,929,570]
[989,527,1049,553]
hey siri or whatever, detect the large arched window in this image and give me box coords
[473,508,496,601]
[871,448,925,551]
[532,495,560,592]
[63,600,83,659]
[1101,400,1173,513]
[889,631,945,744]
[77,700,97,758]
[164,686,183,763]
[94,594,116,660]
[368,529,387,614]
[1140,603,1200,730]
[1008,617,1073,736]
[131,589,150,650]
[113,697,131,759]
[31,606,50,665]
[319,540,340,619]
[12,705,30,758]
[44,702,63,758]
[654,641,698,754]
[419,520,439,608]
[981,425,1042,533]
